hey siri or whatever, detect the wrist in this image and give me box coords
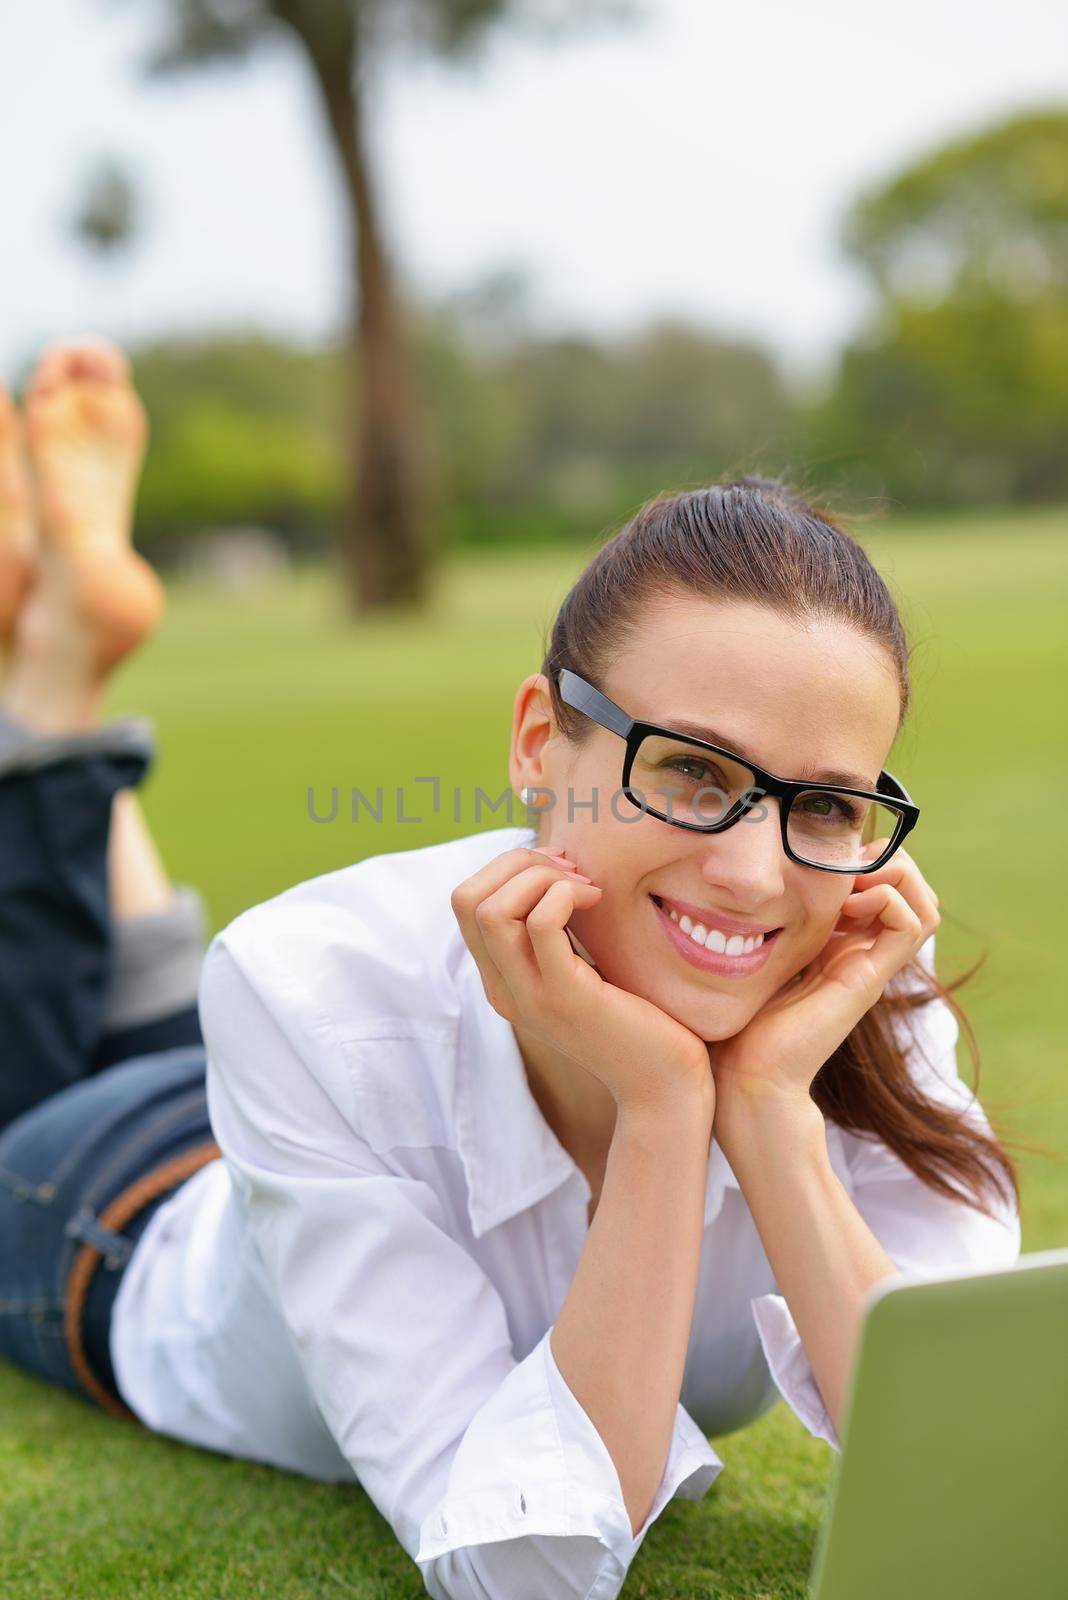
[713,1079,824,1155]
[615,1078,716,1141]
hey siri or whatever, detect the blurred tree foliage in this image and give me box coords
[70,157,141,256]
[131,317,791,555]
[132,337,345,549]
[805,108,1068,506]
[125,104,1066,552]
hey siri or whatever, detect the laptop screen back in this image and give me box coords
[808,1249,1068,1600]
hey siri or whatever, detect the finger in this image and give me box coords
[451,848,568,1005]
[452,852,595,1008]
[474,863,600,999]
[452,845,577,910]
[525,876,603,993]
[835,882,923,994]
[451,846,573,955]
[856,846,940,937]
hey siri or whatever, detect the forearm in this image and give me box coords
[550,1087,715,1536]
[715,1091,901,1439]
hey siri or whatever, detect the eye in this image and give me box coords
[665,756,720,784]
[798,793,862,824]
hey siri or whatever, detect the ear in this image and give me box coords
[508,673,557,797]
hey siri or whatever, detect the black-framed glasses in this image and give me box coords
[557,668,919,875]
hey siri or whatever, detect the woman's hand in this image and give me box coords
[709,841,941,1121]
[451,846,715,1114]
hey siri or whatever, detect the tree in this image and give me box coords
[810,108,1068,507]
[127,0,636,612]
[71,157,141,256]
[842,108,1068,304]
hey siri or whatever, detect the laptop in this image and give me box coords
[807,1247,1068,1600]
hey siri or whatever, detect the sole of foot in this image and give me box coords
[23,335,165,677]
[0,388,37,648]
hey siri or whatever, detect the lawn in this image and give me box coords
[1,506,1065,1598]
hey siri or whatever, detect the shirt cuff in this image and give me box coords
[415,1326,724,1571]
[750,1293,842,1453]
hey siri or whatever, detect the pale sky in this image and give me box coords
[1,0,1066,388]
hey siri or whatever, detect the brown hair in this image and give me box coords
[539,476,1030,1224]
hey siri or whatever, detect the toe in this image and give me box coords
[26,344,72,397]
[0,385,27,455]
[27,336,131,397]
[67,336,132,386]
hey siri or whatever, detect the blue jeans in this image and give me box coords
[0,713,214,1421]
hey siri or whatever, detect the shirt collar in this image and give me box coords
[452,948,741,1239]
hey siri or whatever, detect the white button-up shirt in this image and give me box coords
[110,824,1020,1600]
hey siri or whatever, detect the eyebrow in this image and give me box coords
[662,717,877,790]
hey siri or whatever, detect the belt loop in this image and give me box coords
[64,1208,136,1267]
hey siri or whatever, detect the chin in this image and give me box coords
[641,981,745,1043]
[684,1004,750,1046]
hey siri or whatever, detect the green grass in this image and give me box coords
[2,506,1066,1597]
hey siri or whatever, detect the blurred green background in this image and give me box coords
[1,1,1067,1596]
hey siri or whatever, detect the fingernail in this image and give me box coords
[550,857,591,879]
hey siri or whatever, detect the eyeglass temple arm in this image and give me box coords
[557,670,632,740]
[878,768,916,807]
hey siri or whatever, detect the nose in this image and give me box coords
[696,795,788,909]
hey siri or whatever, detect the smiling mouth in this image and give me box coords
[650,895,784,954]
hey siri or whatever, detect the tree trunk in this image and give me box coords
[346,92,429,611]
[278,5,429,612]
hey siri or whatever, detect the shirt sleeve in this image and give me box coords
[198,931,723,1600]
[748,934,1021,1454]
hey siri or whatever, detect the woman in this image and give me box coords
[0,339,1021,1600]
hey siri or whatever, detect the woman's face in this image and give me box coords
[510,594,903,1043]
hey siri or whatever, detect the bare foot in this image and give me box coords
[3,338,165,731]
[0,386,36,647]
[27,337,165,665]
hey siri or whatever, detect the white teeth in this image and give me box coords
[664,902,767,956]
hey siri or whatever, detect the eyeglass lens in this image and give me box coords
[629,733,900,869]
